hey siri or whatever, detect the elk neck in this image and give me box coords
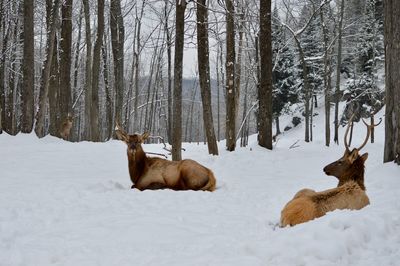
[127,144,148,184]
[337,156,366,190]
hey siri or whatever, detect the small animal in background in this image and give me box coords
[59,114,73,140]
[280,118,373,227]
[115,123,216,191]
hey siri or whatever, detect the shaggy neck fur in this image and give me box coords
[127,145,148,184]
[337,156,366,190]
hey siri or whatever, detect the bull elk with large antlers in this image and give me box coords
[280,118,373,227]
[115,123,216,191]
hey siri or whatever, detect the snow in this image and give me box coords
[1,109,400,266]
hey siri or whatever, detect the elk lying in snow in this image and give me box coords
[280,119,372,227]
[115,124,216,191]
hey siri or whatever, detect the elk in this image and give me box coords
[59,114,73,140]
[115,124,216,191]
[280,118,372,227]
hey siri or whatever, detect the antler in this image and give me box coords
[344,114,354,152]
[358,119,372,151]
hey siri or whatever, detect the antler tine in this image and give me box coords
[374,117,383,127]
[358,119,372,151]
[344,114,354,152]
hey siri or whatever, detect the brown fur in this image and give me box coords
[280,150,370,227]
[116,129,216,191]
[59,115,73,140]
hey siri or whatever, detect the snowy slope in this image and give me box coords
[1,110,399,266]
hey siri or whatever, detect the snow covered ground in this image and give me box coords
[1,110,399,266]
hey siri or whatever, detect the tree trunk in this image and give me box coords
[196,0,218,155]
[258,0,273,149]
[83,0,92,140]
[90,0,105,142]
[0,0,3,134]
[5,14,20,135]
[235,11,244,123]
[225,0,236,151]
[383,0,400,164]
[21,0,34,133]
[320,5,331,147]
[59,0,73,131]
[102,38,113,140]
[172,0,186,161]
[110,0,124,126]
[71,6,83,141]
[334,0,345,144]
[164,0,172,144]
[34,0,60,137]
[48,36,60,136]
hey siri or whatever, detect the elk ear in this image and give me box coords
[141,132,150,142]
[360,152,369,162]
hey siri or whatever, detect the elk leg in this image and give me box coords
[145,182,166,190]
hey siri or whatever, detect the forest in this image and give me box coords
[0,0,399,163]
[1,0,400,264]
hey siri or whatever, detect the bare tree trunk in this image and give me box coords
[35,0,60,137]
[196,0,218,155]
[320,5,331,147]
[258,0,273,149]
[225,0,236,151]
[48,36,60,136]
[0,7,9,133]
[71,6,82,141]
[164,0,172,144]
[216,46,221,141]
[235,10,244,123]
[172,0,186,161]
[102,36,113,140]
[21,0,34,133]
[59,0,73,130]
[110,0,124,126]
[0,0,3,133]
[5,13,20,135]
[90,0,104,142]
[83,0,92,140]
[384,0,400,164]
[334,0,345,144]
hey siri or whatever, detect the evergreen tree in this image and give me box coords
[344,0,384,120]
[271,6,297,133]
[297,5,324,107]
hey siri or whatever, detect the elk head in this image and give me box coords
[323,116,371,189]
[115,123,149,157]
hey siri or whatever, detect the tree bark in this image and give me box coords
[320,5,331,147]
[258,0,273,149]
[164,0,172,144]
[90,0,105,141]
[110,0,124,126]
[225,0,236,151]
[21,0,34,133]
[59,0,73,129]
[334,0,345,144]
[83,0,92,140]
[196,0,218,155]
[384,0,400,164]
[172,0,186,161]
[34,0,60,137]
